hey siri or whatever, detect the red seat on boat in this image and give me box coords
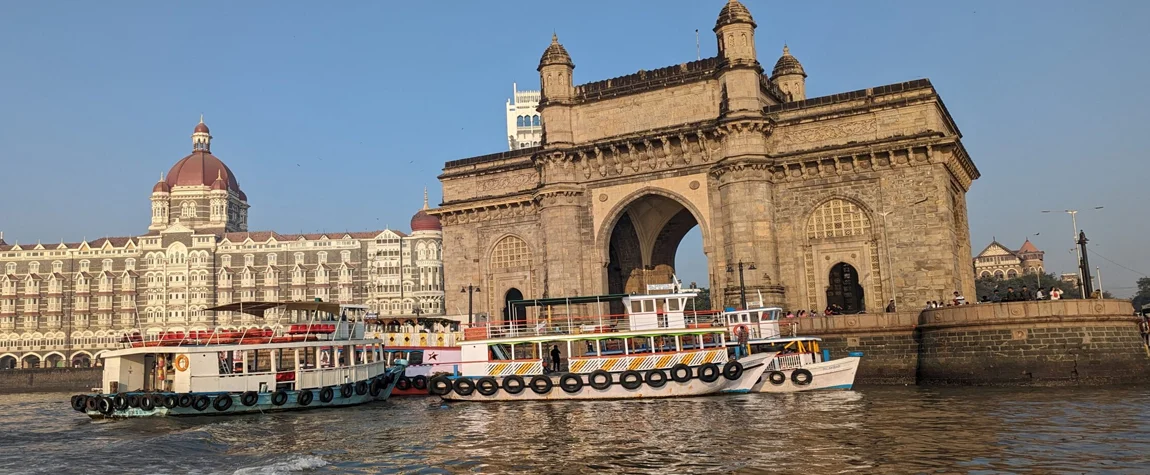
[275,372,295,382]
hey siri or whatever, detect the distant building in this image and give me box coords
[505,83,542,150]
[1060,273,1080,288]
[973,239,1044,279]
[0,120,443,369]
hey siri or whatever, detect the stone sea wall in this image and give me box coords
[791,299,1148,386]
[0,367,101,394]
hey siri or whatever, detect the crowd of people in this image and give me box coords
[980,285,1064,303]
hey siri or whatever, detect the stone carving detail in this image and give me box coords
[804,250,817,311]
[436,200,536,225]
[782,118,878,145]
[533,189,585,208]
[598,193,608,202]
[688,180,700,190]
[477,173,536,193]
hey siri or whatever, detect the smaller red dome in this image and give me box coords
[211,176,228,191]
[152,180,170,193]
[410,209,441,232]
[194,121,210,134]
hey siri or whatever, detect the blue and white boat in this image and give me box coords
[69,301,406,418]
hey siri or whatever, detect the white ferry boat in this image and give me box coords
[68,301,407,418]
[431,282,774,402]
[723,304,861,392]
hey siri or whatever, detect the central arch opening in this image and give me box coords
[605,193,707,309]
[827,262,865,313]
[503,287,524,323]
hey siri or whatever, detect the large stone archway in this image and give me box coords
[602,193,705,295]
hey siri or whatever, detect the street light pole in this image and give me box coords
[460,284,480,326]
[1042,207,1102,299]
[726,261,756,309]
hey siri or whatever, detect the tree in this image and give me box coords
[1132,277,1150,311]
[689,287,711,310]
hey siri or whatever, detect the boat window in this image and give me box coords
[408,350,424,365]
[681,334,699,350]
[630,300,643,313]
[628,337,651,354]
[597,338,624,356]
[643,300,655,313]
[667,299,681,312]
[253,349,272,372]
[656,299,666,313]
[490,344,513,361]
[513,345,537,360]
[749,311,760,323]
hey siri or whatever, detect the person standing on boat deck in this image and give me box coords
[550,345,561,373]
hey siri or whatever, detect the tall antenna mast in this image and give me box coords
[695,29,700,60]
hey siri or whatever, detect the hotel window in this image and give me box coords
[52,261,63,273]
[267,253,277,266]
[244,254,254,267]
[318,252,328,264]
[222,255,232,267]
[4,263,15,274]
[29,262,40,274]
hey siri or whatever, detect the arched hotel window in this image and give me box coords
[532,115,541,126]
[516,116,524,127]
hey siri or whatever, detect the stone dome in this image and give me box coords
[538,33,574,71]
[166,151,246,200]
[194,121,210,134]
[715,0,756,30]
[152,178,170,194]
[410,209,441,232]
[772,45,807,78]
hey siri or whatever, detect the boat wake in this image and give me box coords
[232,455,328,475]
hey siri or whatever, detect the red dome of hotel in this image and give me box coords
[410,188,441,232]
[163,118,248,200]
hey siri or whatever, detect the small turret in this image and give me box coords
[538,34,575,147]
[771,45,807,102]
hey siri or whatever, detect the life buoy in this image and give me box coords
[619,370,643,390]
[645,369,668,388]
[559,374,584,393]
[767,371,786,385]
[429,375,452,395]
[733,324,749,338]
[355,380,369,396]
[271,390,288,406]
[177,393,193,408]
[722,361,744,381]
[588,370,612,390]
[213,394,232,411]
[174,355,190,372]
[476,377,499,396]
[340,383,354,398]
[791,368,813,386]
[411,375,428,391]
[502,375,526,394]
[298,389,313,406]
[670,364,692,383]
[319,387,334,403]
[162,394,179,409]
[395,376,411,391]
[240,391,259,406]
[453,378,476,396]
[191,395,211,411]
[113,393,129,411]
[140,395,155,411]
[529,375,553,394]
[698,363,721,383]
[71,395,88,412]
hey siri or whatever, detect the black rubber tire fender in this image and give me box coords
[723,361,744,381]
[369,377,383,397]
[501,375,526,394]
[529,375,553,395]
[140,395,155,411]
[340,383,354,398]
[670,364,692,383]
[453,378,476,396]
[162,394,178,409]
[697,363,721,383]
[127,394,141,408]
[355,380,369,396]
[411,375,428,391]
[271,390,289,406]
[319,387,334,403]
[191,395,211,411]
[71,395,87,412]
[150,394,165,409]
[395,376,412,391]
[475,377,499,396]
[240,391,259,406]
[429,375,452,396]
[99,397,115,415]
[588,370,612,390]
[177,393,194,408]
[113,393,129,411]
[298,389,314,406]
[85,396,101,412]
[791,368,813,386]
[619,370,643,390]
[559,374,584,393]
[213,394,232,412]
[645,369,668,388]
[767,371,787,385]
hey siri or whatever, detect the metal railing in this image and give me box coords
[463,311,724,341]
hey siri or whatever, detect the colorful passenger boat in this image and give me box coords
[68,301,406,418]
[365,316,463,396]
[431,282,774,401]
[722,304,860,392]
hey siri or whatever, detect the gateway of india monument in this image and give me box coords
[433,0,979,321]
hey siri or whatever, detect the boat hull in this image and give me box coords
[440,353,772,402]
[752,356,860,393]
[77,367,404,419]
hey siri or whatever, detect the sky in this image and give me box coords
[1,1,1148,297]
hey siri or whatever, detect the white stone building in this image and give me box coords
[505,83,542,150]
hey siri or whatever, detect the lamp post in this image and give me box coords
[1042,207,1103,298]
[726,261,755,309]
[461,284,480,326]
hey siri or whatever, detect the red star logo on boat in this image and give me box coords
[428,352,438,361]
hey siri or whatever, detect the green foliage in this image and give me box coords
[975,272,1066,301]
[690,287,711,310]
[1132,277,1150,311]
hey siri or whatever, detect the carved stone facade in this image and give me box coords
[433,0,979,320]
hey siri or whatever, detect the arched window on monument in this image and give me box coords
[806,199,871,239]
[490,236,530,271]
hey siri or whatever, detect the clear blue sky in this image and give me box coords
[1,1,1147,296]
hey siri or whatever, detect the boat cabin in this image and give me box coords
[722,307,783,340]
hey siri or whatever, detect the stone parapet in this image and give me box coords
[0,367,102,394]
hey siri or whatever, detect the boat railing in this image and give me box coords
[298,359,388,388]
[566,348,728,374]
[462,311,724,341]
[765,353,815,371]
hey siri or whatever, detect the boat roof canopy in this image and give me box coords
[204,301,358,317]
[508,294,629,308]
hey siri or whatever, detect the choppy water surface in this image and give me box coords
[1,386,1148,474]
